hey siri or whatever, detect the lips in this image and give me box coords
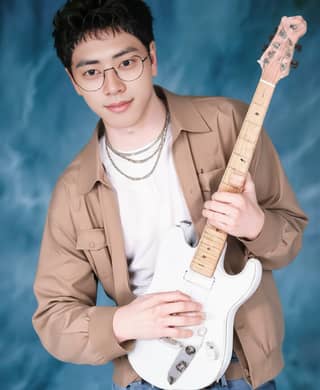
[105,99,134,113]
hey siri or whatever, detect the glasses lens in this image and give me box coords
[117,55,144,81]
[73,69,104,91]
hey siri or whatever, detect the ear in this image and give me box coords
[148,41,158,77]
[65,68,83,96]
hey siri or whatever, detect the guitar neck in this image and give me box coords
[190,79,275,277]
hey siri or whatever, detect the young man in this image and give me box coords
[32,1,308,389]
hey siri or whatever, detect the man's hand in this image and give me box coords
[112,291,204,343]
[202,172,265,240]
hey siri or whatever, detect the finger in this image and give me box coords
[161,301,202,316]
[163,327,193,339]
[144,290,192,308]
[207,217,232,234]
[166,313,204,327]
[203,200,237,217]
[229,172,246,188]
[212,191,244,207]
[203,209,234,227]
[243,172,256,194]
[182,311,206,317]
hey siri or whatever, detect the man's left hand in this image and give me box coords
[202,172,265,240]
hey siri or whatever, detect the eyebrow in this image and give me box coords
[75,46,139,68]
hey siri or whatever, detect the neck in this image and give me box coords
[103,90,167,152]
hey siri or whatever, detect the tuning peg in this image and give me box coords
[291,60,299,69]
[295,44,302,52]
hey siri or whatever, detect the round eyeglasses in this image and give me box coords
[72,55,149,92]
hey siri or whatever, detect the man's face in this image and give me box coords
[67,30,158,130]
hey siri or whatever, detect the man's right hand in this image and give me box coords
[112,290,204,343]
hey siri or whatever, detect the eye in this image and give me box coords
[119,57,137,69]
[83,69,101,78]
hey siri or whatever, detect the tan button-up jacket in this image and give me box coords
[32,86,308,389]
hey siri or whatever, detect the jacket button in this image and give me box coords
[89,241,95,249]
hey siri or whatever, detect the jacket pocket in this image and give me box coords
[76,228,115,297]
[197,167,225,200]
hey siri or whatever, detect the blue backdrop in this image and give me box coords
[1,1,319,389]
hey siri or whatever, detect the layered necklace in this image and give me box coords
[105,109,170,181]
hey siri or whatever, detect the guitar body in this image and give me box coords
[128,224,262,389]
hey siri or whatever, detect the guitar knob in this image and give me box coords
[197,326,207,337]
[185,345,196,356]
[205,341,219,360]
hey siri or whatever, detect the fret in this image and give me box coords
[196,244,219,256]
[195,250,221,262]
[191,263,211,273]
[201,235,224,245]
[245,103,266,126]
[252,81,274,106]
[198,238,218,247]
[200,241,224,251]
[201,230,226,244]
[238,122,260,145]
[226,153,251,173]
[234,140,256,159]
[193,258,214,268]
[194,256,216,266]
[192,259,215,270]
[197,244,222,254]
[204,226,225,239]
[196,246,221,258]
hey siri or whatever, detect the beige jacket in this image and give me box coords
[32,86,308,389]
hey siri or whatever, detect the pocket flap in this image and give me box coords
[76,228,107,250]
[198,167,225,193]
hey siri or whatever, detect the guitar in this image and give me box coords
[128,16,307,389]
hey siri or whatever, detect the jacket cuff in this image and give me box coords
[88,306,135,361]
[238,209,280,256]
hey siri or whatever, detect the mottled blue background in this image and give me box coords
[1,1,319,389]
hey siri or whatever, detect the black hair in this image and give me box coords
[53,0,154,71]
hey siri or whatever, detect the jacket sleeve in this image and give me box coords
[231,103,309,270]
[32,178,134,364]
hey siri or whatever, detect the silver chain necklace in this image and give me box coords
[105,110,170,181]
[105,119,166,159]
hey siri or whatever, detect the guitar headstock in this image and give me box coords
[258,16,307,85]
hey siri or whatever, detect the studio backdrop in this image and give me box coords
[1,1,319,389]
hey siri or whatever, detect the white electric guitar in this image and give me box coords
[128,16,307,389]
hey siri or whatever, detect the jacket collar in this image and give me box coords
[78,85,211,195]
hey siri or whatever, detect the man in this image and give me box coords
[32,1,308,389]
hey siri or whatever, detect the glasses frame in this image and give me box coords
[72,54,150,92]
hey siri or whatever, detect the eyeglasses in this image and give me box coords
[72,54,149,92]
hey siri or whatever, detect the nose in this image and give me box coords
[102,68,126,96]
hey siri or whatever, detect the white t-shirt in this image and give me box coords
[99,125,193,295]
